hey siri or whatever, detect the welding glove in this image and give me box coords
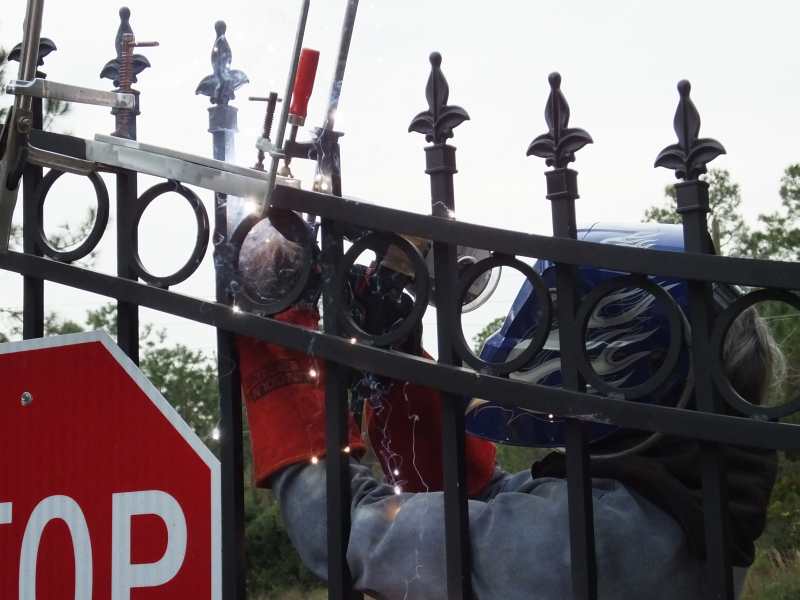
[237,307,365,488]
[349,253,497,496]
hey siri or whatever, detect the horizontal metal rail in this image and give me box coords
[3,248,799,452]
[272,185,800,291]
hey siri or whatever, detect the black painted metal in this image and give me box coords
[199,20,248,600]
[131,180,208,287]
[104,6,150,365]
[11,38,51,340]
[4,248,800,451]
[530,73,598,599]
[6,17,800,596]
[411,52,473,599]
[322,217,360,600]
[34,170,109,263]
[657,81,733,600]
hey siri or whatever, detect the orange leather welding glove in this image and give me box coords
[237,307,366,488]
[364,377,496,497]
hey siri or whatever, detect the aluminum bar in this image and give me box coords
[7,78,136,109]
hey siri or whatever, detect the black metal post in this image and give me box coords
[10,39,54,340]
[410,52,472,599]
[197,20,248,600]
[100,7,151,364]
[528,72,597,599]
[655,80,732,599]
[321,217,360,600]
[679,179,733,599]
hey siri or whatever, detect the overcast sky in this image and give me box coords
[2,0,800,355]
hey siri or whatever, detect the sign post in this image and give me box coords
[0,331,221,599]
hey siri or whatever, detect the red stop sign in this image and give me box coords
[0,332,221,599]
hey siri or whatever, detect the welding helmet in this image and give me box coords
[464,223,735,449]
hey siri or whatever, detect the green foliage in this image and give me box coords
[245,488,322,597]
[472,316,505,354]
[644,169,750,255]
[745,164,800,262]
[742,546,800,600]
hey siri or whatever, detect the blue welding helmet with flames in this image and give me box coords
[464,223,704,448]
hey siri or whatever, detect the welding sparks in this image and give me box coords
[311,456,319,465]
[393,485,402,495]
[211,427,220,441]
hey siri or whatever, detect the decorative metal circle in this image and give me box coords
[710,288,800,419]
[35,169,110,263]
[131,181,209,288]
[334,232,430,347]
[574,274,685,400]
[229,208,314,315]
[452,254,551,375]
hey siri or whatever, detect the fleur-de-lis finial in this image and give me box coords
[99,7,152,87]
[655,80,726,181]
[195,20,249,106]
[527,72,593,168]
[9,37,57,68]
[408,52,469,144]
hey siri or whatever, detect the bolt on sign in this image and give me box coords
[0,332,221,599]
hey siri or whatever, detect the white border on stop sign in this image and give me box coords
[0,330,222,600]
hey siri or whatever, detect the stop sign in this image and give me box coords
[0,331,221,599]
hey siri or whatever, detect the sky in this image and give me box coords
[2,0,800,356]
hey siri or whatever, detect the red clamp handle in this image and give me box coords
[289,48,320,126]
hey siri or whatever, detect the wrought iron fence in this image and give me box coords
[2,3,800,600]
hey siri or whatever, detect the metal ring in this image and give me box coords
[574,274,685,400]
[229,208,314,315]
[131,181,209,288]
[452,254,551,375]
[34,169,110,263]
[334,232,430,347]
[710,288,800,419]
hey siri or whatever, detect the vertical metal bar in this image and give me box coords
[210,107,247,600]
[264,0,311,204]
[321,217,359,600]
[655,80,732,600]
[197,20,249,599]
[427,143,472,599]
[114,96,140,363]
[677,179,733,600]
[22,85,45,339]
[546,169,597,600]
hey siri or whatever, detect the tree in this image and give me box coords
[644,168,750,255]
[472,316,505,353]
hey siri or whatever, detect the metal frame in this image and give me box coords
[3,6,800,600]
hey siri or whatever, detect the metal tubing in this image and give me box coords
[426,143,472,599]
[677,180,734,599]
[321,218,360,600]
[209,100,247,600]
[268,185,800,292]
[22,94,44,339]
[323,0,359,130]
[3,249,800,452]
[264,0,311,207]
[6,78,136,109]
[0,0,44,252]
[547,171,597,599]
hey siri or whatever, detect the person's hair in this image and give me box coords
[723,306,786,407]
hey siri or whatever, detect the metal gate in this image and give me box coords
[2,2,800,599]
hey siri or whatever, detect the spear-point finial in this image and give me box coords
[196,20,249,106]
[654,79,726,181]
[527,72,593,168]
[99,6,152,88]
[408,51,470,144]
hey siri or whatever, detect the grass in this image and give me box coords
[741,547,800,600]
